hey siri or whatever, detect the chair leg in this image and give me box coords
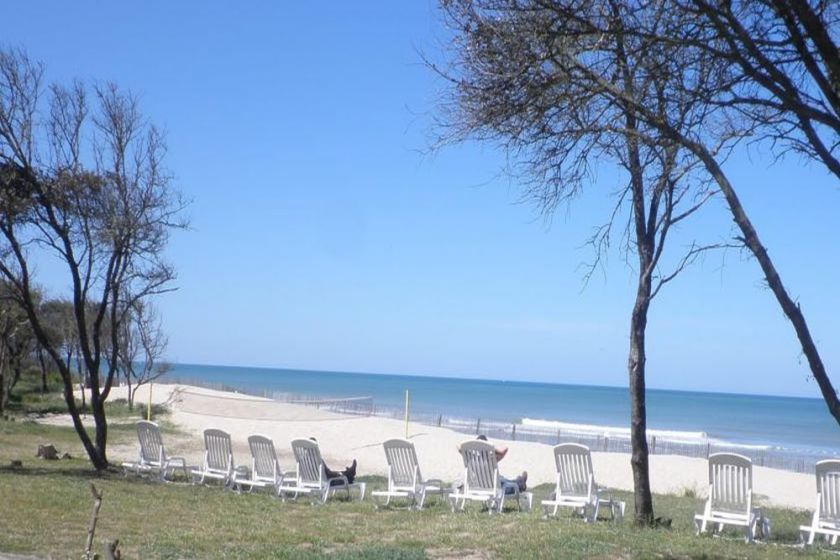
[745,517,755,543]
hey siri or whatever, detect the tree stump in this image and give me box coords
[36,444,59,460]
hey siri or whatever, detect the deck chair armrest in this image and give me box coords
[425,478,444,487]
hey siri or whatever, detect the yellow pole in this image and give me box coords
[147,383,153,421]
[404,390,409,439]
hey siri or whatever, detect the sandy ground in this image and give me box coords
[56,383,818,510]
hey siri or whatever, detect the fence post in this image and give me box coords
[706,443,711,458]
[557,430,562,444]
[651,436,656,455]
[511,424,516,441]
[603,436,609,452]
[476,418,481,434]
[437,414,442,427]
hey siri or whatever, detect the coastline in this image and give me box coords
[76,383,820,510]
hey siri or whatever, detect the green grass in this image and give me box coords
[0,419,836,559]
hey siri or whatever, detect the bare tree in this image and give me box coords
[118,299,170,410]
[433,0,732,523]
[433,0,840,522]
[0,47,187,469]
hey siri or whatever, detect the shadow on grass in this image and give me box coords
[0,465,109,479]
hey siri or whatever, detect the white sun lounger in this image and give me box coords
[540,443,624,522]
[800,459,840,545]
[449,439,532,514]
[191,428,235,488]
[121,420,188,482]
[231,434,290,494]
[371,438,446,509]
[694,452,770,542]
[277,438,366,503]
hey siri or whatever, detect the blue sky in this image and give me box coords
[8,1,839,398]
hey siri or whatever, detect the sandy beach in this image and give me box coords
[75,383,818,510]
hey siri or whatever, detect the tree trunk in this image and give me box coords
[37,347,48,393]
[58,365,108,470]
[620,70,656,523]
[629,283,654,525]
[0,370,6,415]
[90,389,109,466]
[690,141,840,427]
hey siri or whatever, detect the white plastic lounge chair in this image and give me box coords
[541,443,624,522]
[277,438,366,503]
[121,420,188,482]
[800,459,840,545]
[448,440,532,514]
[694,452,770,542]
[231,434,290,494]
[371,438,446,509]
[191,428,235,488]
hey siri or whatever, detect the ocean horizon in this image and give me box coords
[167,362,840,464]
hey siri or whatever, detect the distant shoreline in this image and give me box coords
[170,360,824,401]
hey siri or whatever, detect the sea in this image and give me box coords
[167,363,839,472]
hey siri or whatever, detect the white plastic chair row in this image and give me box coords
[126,421,840,547]
[192,431,365,502]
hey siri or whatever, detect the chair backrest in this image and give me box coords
[204,429,233,471]
[291,438,325,485]
[383,438,420,489]
[248,434,278,479]
[136,420,164,464]
[708,453,752,512]
[459,440,498,492]
[553,443,594,497]
[815,459,840,522]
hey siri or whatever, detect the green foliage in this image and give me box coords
[5,378,168,419]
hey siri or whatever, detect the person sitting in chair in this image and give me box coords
[458,434,527,493]
[309,437,357,485]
